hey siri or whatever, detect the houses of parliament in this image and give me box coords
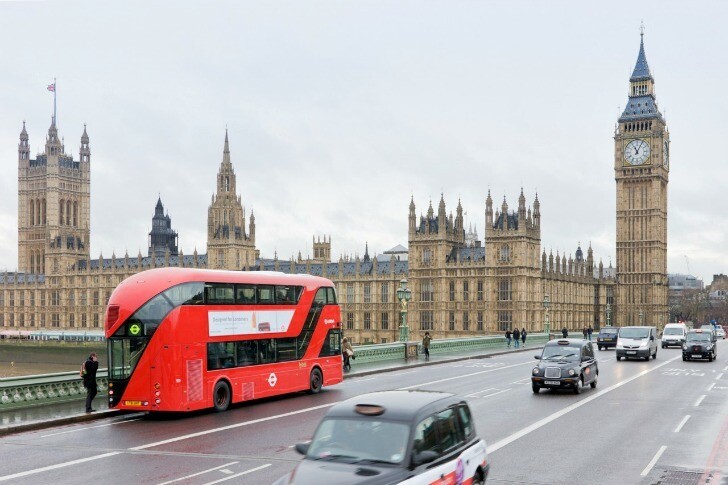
[0,35,669,343]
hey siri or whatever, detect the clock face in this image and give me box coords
[663,140,669,169]
[624,139,651,165]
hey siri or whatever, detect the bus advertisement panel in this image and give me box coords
[105,268,343,412]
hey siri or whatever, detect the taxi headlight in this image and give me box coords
[682,344,688,350]
[533,367,540,375]
[706,344,713,350]
[568,368,576,376]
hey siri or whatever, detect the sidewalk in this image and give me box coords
[0,341,546,436]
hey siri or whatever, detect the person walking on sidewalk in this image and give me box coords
[505,329,512,348]
[582,327,588,339]
[562,327,568,338]
[422,332,432,361]
[587,326,593,341]
[521,328,527,346]
[513,328,521,348]
[342,337,354,372]
[82,352,99,413]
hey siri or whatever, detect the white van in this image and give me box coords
[616,326,658,361]
[662,323,688,348]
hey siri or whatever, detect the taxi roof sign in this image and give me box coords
[354,404,385,416]
[557,339,571,345]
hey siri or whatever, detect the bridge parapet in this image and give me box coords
[1,370,108,410]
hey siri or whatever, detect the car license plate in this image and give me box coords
[124,400,143,406]
[626,351,636,355]
[692,354,702,358]
[544,380,560,385]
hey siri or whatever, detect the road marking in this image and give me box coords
[695,395,706,407]
[201,464,271,485]
[465,388,495,398]
[488,354,681,454]
[723,366,728,372]
[510,378,531,385]
[674,415,691,433]
[0,452,121,482]
[707,383,715,392]
[157,462,239,485]
[399,360,535,390]
[477,388,511,399]
[641,445,667,477]
[717,373,724,380]
[41,418,142,437]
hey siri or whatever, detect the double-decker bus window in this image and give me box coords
[235,284,256,304]
[236,341,257,366]
[326,287,337,304]
[275,285,298,304]
[170,282,204,305]
[313,288,327,306]
[205,283,234,304]
[258,339,276,363]
[208,342,236,370]
[320,329,342,357]
[258,285,275,304]
[277,337,297,361]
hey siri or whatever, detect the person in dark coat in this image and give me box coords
[521,328,527,345]
[587,326,593,341]
[422,332,432,361]
[582,327,588,339]
[342,337,354,371]
[513,328,521,348]
[505,329,512,348]
[562,327,568,338]
[82,352,99,413]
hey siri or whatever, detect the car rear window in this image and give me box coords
[599,328,617,334]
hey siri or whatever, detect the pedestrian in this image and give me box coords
[422,332,432,361]
[82,352,99,413]
[342,337,354,371]
[587,326,593,341]
[521,327,527,345]
[505,329,512,348]
[582,327,588,340]
[562,327,568,338]
[513,327,521,348]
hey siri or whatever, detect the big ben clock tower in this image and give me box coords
[615,32,669,327]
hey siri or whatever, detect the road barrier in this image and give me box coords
[0,333,554,410]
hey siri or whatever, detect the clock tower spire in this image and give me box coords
[614,31,669,328]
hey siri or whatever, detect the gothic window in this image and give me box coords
[69,314,75,328]
[497,310,513,331]
[463,312,469,331]
[42,199,46,224]
[59,199,64,225]
[73,202,78,227]
[93,290,99,306]
[66,201,72,226]
[30,200,35,225]
[363,312,371,330]
[94,313,100,327]
[477,312,484,331]
[225,176,230,191]
[449,311,455,331]
[81,314,87,327]
[346,312,354,330]
[423,248,432,264]
[29,314,34,327]
[30,255,35,274]
[449,281,455,301]
[19,291,25,306]
[381,282,389,302]
[477,281,484,301]
[420,311,433,331]
[364,283,371,303]
[53,258,59,273]
[381,312,389,330]
[499,245,511,262]
[36,199,41,225]
[498,279,512,301]
[19,314,24,327]
[346,284,354,303]
[421,280,434,302]
[463,281,469,301]
[52,313,60,328]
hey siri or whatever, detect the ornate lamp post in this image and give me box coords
[543,294,551,337]
[606,303,612,327]
[397,279,412,342]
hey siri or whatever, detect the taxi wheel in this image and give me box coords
[213,380,231,412]
[532,384,540,394]
[708,353,713,363]
[616,356,621,361]
[590,374,598,388]
[309,368,323,394]
[574,377,583,395]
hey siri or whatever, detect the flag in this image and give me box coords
[47,83,55,92]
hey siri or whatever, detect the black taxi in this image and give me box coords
[274,390,489,485]
[682,329,718,362]
[531,339,598,394]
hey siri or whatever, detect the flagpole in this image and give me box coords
[53,77,57,125]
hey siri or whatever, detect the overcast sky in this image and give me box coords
[1,1,726,284]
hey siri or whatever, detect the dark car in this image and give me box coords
[682,330,718,362]
[531,339,598,394]
[596,326,619,350]
[274,390,489,485]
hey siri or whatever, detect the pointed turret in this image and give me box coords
[79,124,90,163]
[533,193,540,228]
[455,198,463,233]
[630,31,652,82]
[619,32,663,122]
[408,196,416,234]
[18,121,30,161]
[485,190,493,232]
[518,188,526,220]
[363,242,370,262]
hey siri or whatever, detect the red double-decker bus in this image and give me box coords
[105,268,343,412]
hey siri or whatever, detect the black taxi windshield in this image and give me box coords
[541,345,580,362]
[686,332,711,342]
[307,418,410,465]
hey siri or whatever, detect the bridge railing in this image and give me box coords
[0,333,554,410]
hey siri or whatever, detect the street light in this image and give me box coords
[606,303,612,327]
[543,294,551,338]
[397,279,412,342]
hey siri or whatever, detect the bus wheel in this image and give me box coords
[309,368,323,394]
[213,380,231,412]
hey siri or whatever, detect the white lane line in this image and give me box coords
[674,415,691,433]
[465,388,495,398]
[717,373,724,380]
[723,366,728,372]
[41,418,142,437]
[349,377,375,382]
[640,445,667,477]
[201,464,271,485]
[488,354,681,454]
[695,395,706,407]
[510,378,530,385]
[399,360,535,390]
[477,388,511,399]
[707,383,715,392]
[0,452,121,482]
[157,462,239,485]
